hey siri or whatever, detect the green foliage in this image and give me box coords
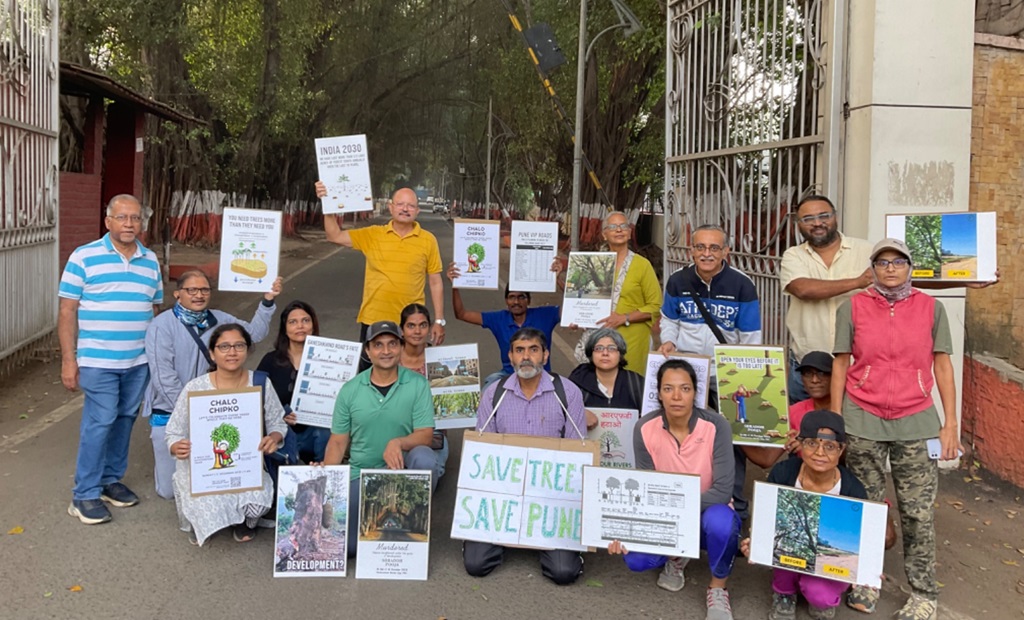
[774,488,821,567]
[466,242,486,263]
[283,493,296,512]
[905,215,943,272]
[210,423,240,453]
[277,513,293,534]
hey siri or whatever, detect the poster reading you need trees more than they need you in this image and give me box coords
[218,207,282,293]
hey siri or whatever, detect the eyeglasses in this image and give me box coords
[214,343,248,353]
[593,345,619,353]
[873,258,910,269]
[109,214,143,223]
[800,369,830,381]
[800,438,842,454]
[797,212,835,225]
[604,223,629,232]
[179,287,212,296]
[369,340,401,350]
[692,244,724,254]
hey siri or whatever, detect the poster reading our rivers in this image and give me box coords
[218,208,282,293]
[315,134,373,215]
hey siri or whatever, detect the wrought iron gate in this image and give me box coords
[0,0,59,365]
[664,0,840,345]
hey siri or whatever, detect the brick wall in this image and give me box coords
[59,172,102,268]
[962,354,1024,488]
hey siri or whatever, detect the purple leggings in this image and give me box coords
[772,568,850,608]
[621,503,740,579]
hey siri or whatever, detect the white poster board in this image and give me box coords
[585,408,638,469]
[642,352,711,413]
[315,134,374,214]
[580,466,702,558]
[560,252,615,328]
[188,387,264,496]
[452,220,500,290]
[290,336,362,429]
[509,221,558,293]
[218,208,282,292]
[425,344,480,430]
[749,481,888,588]
[273,466,350,578]
[885,212,997,282]
[451,433,599,551]
[356,470,432,580]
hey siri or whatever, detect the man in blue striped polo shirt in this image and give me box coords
[58,194,164,524]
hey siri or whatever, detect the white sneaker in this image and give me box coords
[656,556,689,591]
[706,587,733,620]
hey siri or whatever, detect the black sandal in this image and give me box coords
[233,523,257,543]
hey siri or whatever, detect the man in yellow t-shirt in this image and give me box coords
[314,185,445,368]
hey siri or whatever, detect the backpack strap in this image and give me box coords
[184,324,215,369]
[485,373,581,439]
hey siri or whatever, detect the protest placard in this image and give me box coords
[580,467,702,558]
[356,470,432,580]
[273,466,350,578]
[452,220,500,290]
[290,336,362,429]
[886,212,997,282]
[586,408,639,469]
[641,352,711,414]
[451,433,599,551]
[509,221,558,293]
[749,481,888,588]
[561,252,615,328]
[218,208,282,293]
[315,135,373,214]
[425,344,480,430]
[714,345,789,446]
[188,387,264,496]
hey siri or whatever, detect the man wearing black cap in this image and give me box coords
[322,320,440,556]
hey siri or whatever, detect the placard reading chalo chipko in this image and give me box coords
[188,387,264,496]
[560,252,615,328]
[273,465,350,578]
[356,470,432,580]
[885,212,997,283]
[509,221,558,293]
[218,207,282,293]
[452,219,500,290]
[451,433,599,551]
[749,481,887,588]
[581,467,702,558]
[425,344,481,430]
[290,336,362,429]
[714,345,789,446]
[586,408,638,469]
[315,134,373,215]
[642,352,711,413]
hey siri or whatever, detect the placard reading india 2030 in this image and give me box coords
[315,134,374,215]
[188,387,264,496]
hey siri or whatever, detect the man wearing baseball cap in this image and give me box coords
[322,320,439,556]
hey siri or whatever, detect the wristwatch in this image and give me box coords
[435,319,446,327]
[624,315,631,327]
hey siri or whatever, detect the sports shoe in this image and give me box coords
[768,592,796,620]
[68,499,112,525]
[847,585,879,614]
[893,594,936,620]
[101,482,139,507]
[808,604,837,620]
[706,587,733,620]
[657,556,688,591]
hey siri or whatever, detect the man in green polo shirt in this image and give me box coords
[322,320,438,556]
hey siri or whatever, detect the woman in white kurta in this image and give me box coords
[166,323,288,545]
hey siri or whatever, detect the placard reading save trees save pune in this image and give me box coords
[450,433,599,551]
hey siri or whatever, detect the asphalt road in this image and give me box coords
[0,212,976,619]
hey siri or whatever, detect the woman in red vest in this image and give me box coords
[830,238,962,620]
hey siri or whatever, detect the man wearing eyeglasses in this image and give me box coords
[315,184,445,368]
[58,195,164,524]
[143,270,283,499]
[321,320,440,556]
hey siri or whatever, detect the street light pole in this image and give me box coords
[570,0,588,252]
[485,97,493,221]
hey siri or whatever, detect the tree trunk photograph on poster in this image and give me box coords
[273,466,350,578]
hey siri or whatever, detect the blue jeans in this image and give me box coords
[621,503,740,579]
[294,425,331,463]
[74,365,150,501]
[788,355,809,405]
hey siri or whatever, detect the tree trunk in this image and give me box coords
[293,476,327,555]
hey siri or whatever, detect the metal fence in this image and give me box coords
[0,0,60,367]
[664,0,838,346]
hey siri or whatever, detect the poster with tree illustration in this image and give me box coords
[315,134,374,214]
[561,252,616,328]
[585,408,639,468]
[885,212,997,282]
[749,482,888,588]
[356,470,432,580]
[218,207,282,292]
[714,345,789,446]
[188,387,264,496]
[452,220,500,289]
[274,466,350,578]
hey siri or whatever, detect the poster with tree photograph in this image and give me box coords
[561,252,615,328]
[356,470,432,580]
[886,212,997,282]
[273,466,350,578]
[426,344,481,429]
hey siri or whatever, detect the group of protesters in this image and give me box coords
[57,189,995,620]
